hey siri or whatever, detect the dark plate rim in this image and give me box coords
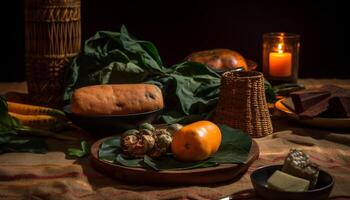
[250,164,334,193]
[63,104,163,118]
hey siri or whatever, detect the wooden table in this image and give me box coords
[0,80,349,200]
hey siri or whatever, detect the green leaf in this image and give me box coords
[273,83,305,96]
[0,112,21,133]
[265,79,277,103]
[15,126,77,141]
[98,137,120,162]
[0,96,8,113]
[209,145,250,164]
[67,148,86,157]
[0,138,48,154]
[116,154,144,167]
[0,129,17,136]
[0,134,13,144]
[0,96,22,134]
[81,140,89,152]
[66,140,90,158]
[219,124,252,153]
[138,40,163,67]
[143,155,218,171]
[205,125,251,164]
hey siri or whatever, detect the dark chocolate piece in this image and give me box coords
[290,90,331,114]
[327,96,350,118]
[299,85,350,119]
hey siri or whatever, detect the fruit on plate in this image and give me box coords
[171,120,222,162]
[186,49,248,72]
[121,123,182,158]
[71,84,164,116]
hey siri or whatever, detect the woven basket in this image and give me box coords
[24,0,81,107]
[213,71,273,137]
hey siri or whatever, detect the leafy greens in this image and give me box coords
[63,25,277,124]
[63,26,221,124]
[66,140,90,158]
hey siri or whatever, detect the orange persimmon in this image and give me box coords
[171,120,222,162]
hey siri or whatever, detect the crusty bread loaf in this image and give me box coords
[70,84,164,116]
[186,49,248,72]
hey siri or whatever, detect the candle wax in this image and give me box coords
[269,52,292,77]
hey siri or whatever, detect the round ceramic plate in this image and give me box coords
[275,99,350,129]
[90,138,259,185]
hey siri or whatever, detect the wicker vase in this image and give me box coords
[213,71,273,137]
[24,0,81,107]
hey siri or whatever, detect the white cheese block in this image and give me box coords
[267,170,310,192]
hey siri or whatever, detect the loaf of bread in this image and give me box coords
[186,49,248,72]
[70,84,164,116]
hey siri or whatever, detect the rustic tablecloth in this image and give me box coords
[0,80,350,200]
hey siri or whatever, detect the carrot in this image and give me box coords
[7,102,65,119]
[8,112,68,132]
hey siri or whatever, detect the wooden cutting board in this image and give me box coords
[90,137,259,185]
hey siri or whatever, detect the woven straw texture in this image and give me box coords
[214,71,273,137]
[25,0,81,107]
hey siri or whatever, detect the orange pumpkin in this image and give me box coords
[171,120,222,162]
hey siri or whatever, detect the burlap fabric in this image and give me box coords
[0,118,349,200]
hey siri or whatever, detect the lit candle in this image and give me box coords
[269,43,292,77]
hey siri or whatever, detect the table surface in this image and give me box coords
[0,80,349,200]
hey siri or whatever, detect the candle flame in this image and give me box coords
[277,43,283,54]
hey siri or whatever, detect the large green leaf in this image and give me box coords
[0,138,48,154]
[66,140,90,158]
[208,125,252,164]
[0,96,21,134]
[116,154,144,167]
[0,96,8,114]
[98,137,121,163]
[143,155,218,171]
[265,79,277,103]
[98,124,252,171]
[218,125,252,152]
[0,134,13,145]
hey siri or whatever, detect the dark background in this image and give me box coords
[2,0,349,82]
